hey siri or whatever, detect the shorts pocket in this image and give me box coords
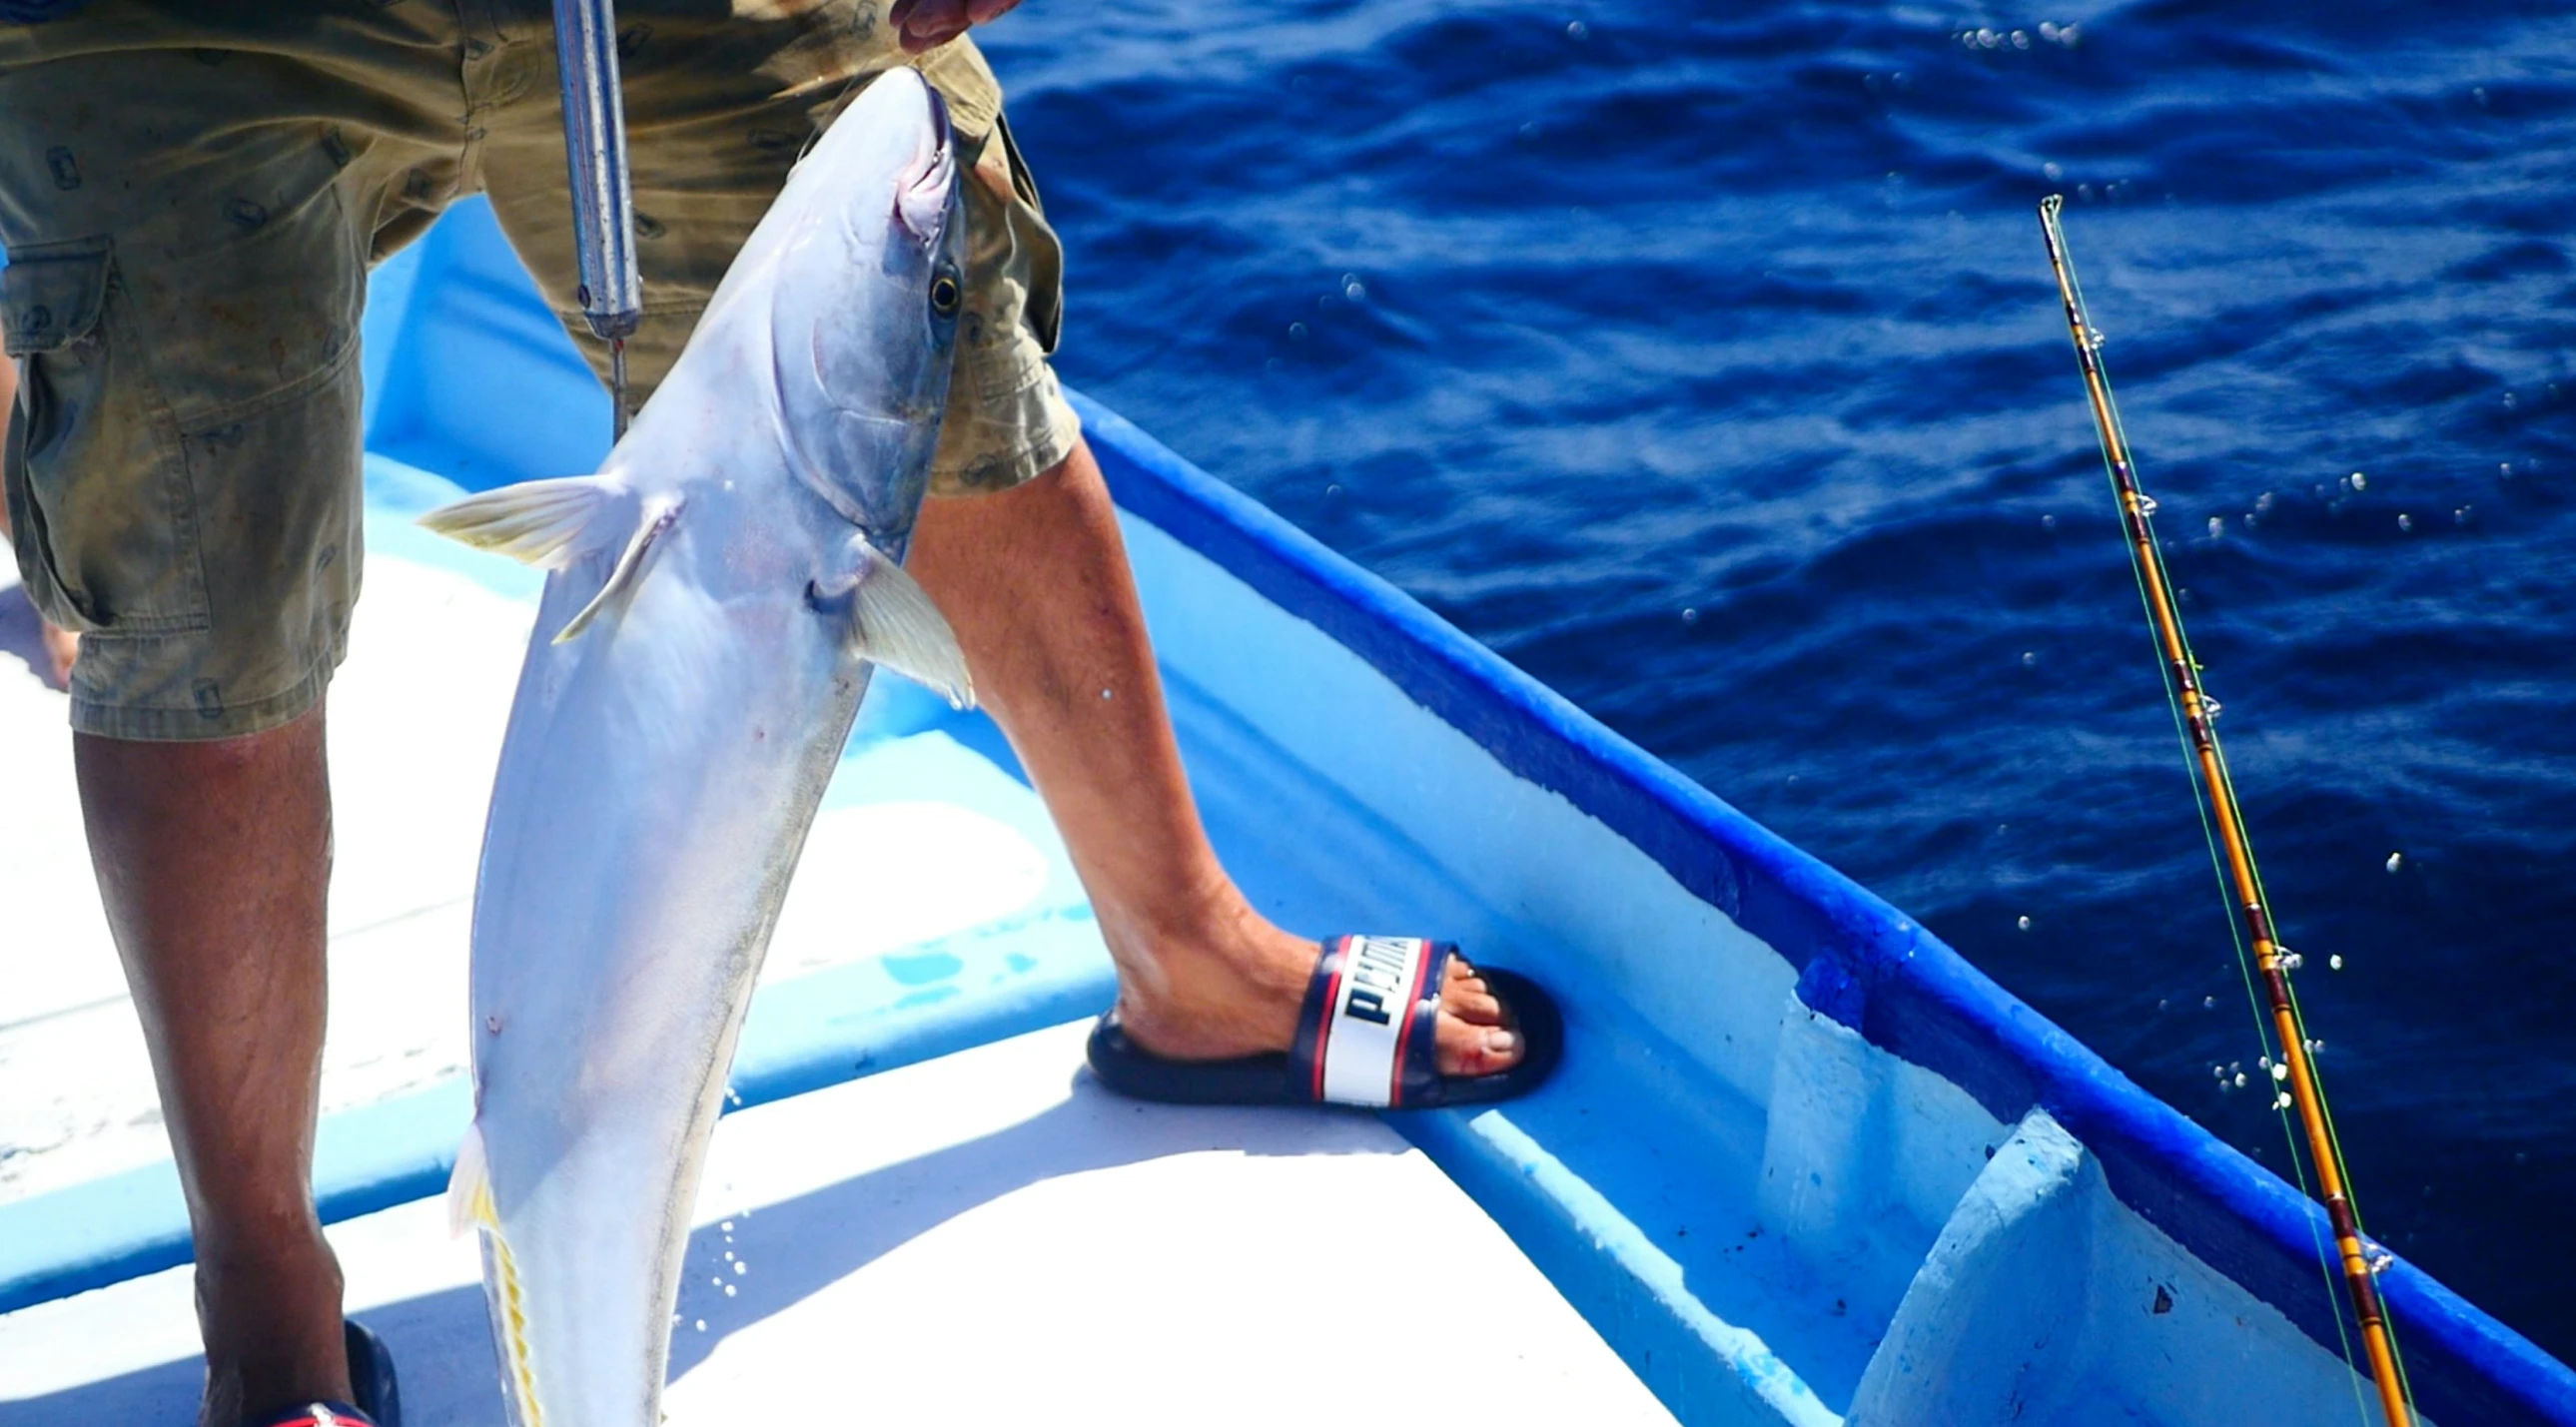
[2,234,210,637]
[122,133,360,424]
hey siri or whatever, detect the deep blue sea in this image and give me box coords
[977,0,2576,1364]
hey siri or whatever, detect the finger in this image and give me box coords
[896,0,970,51]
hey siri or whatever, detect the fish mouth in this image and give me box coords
[895,86,954,243]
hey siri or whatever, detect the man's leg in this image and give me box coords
[472,8,1527,1076]
[907,439,1525,1077]
[76,714,348,1426]
[0,16,409,1418]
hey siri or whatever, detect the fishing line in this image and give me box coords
[2123,457,2372,1417]
[2037,196,2416,1427]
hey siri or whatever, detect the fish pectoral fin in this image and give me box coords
[554,495,682,644]
[447,1121,496,1239]
[418,474,624,569]
[813,539,976,709]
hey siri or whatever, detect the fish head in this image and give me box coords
[770,65,965,543]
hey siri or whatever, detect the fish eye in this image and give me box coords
[930,274,960,316]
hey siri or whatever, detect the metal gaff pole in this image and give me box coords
[551,0,644,442]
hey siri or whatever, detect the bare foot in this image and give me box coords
[1110,910,1526,1079]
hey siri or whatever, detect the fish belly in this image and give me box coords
[468,540,868,1427]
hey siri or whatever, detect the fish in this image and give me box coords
[418,66,971,1427]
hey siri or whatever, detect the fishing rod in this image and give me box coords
[2036,195,2415,1427]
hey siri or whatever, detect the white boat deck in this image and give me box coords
[0,1022,1669,1424]
[0,519,1671,1423]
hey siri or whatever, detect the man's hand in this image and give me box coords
[888,0,1022,54]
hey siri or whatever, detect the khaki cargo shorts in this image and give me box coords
[0,0,1080,741]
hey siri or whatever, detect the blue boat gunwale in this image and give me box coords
[1067,391,2576,1426]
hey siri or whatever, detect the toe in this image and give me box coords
[1447,983,1503,1025]
[1434,958,1524,1076]
[1441,958,1505,1026]
[1437,1014,1524,1076]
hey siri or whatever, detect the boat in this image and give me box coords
[1,196,2571,1426]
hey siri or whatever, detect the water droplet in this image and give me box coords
[2017,915,2032,931]
[2350,470,2368,490]
[2011,28,2031,48]
[2272,1063,2289,1080]
[2207,515,2224,537]
[2501,462,2514,477]
[2234,1071,2248,1087]
[724,1283,737,1297]
[2041,512,2057,529]
[2043,162,2063,181]
[695,1319,707,1332]
[1681,606,1699,623]
[733,1260,746,1275]
[2255,491,2275,512]
[2397,512,2413,531]
[2385,852,2403,873]
[2204,996,2217,1009]
[1288,321,1307,340]
[2455,506,2471,525]
[721,1220,734,1232]
[2330,954,2345,971]
[2021,651,2037,667]
[1566,19,1588,39]
[2503,390,2518,408]
[1343,280,1366,301]
[2274,1091,2293,1110]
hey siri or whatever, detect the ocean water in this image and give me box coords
[978,0,2576,1364]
